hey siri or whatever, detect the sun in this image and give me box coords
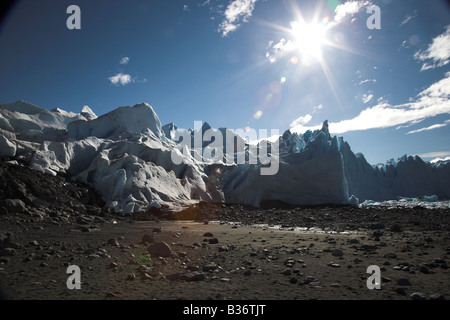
[290,19,328,59]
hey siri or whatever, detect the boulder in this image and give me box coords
[147,241,172,257]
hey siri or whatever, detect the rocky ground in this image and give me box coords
[0,158,449,301]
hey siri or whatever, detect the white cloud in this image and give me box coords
[314,104,324,111]
[108,73,132,86]
[334,1,370,23]
[290,114,312,127]
[362,93,374,104]
[120,57,130,65]
[417,151,450,163]
[430,156,450,163]
[219,0,258,37]
[414,25,450,71]
[290,72,450,135]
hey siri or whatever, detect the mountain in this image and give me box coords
[1,101,449,212]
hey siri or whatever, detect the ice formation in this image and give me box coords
[1,100,449,212]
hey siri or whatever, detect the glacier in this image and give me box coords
[1,100,450,212]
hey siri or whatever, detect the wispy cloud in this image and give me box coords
[357,79,377,86]
[290,71,450,135]
[108,73,132,86]
[399,10,417,27]
[265,38,296,63]
[407,119,450,134]
[219,0,258,37]
[414,25,450,71]
[120,57,130,65]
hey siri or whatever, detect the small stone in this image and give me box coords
[410,292,426,300]
[109,261,118,268]
[328,262,340,268]
[418,265,430,274]
[397,278,411,286]
[202,262,218,272]
[208,238,219,244]
[331,249,343,257]
[330,283,341,288]
[203,232,214,237]
[141,235,154,244]
[396,287,406,295]
[281,269,292,276]
[166,272,206,282]
[243,270,251,276]
[107,238,120,247]
[289,277,298,284]
[429,294,445,300]
[126,273,136,281]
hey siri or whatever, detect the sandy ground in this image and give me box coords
[1,210,449,301]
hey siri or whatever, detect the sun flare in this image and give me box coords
[290,20,328,59]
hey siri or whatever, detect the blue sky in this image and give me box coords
[0,0,449,165]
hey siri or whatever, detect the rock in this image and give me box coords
[109,262,118,268]
[0,232,12,248]
[289,277,298,284]
[396,287,406,295]
[203,232,214,237]
[147,242,172,258]
[331,249,343,257]
[126,273,136,281]
[76,216,93,225]
[152,228,162,233]
[166,272,206,282]
[281,269,292,275]
[418,265,430,274]
[243,270,251,276]
[368,223,385,230]
[208,238,219,244]
[390,224,403,232]
[107,238,120,247]
[0,248,15,256]
[410,292,426,300]
[330,283,341,288]
[429,294,445,300]
[186,265,200,272]
[328,262,340,268]
[4,199,26,213]
[141,234,154,244]
[202,262,218,272]
[397,278,411,286]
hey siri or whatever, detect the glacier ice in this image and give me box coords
[1,100,450,212]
